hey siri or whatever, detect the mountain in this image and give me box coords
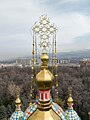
[57,49,90,59]
[0,49,90,62]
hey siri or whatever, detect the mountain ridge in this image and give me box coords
[0,49,90,62]
[57,49,90,59]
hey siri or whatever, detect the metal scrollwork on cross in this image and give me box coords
[32,15,57,53]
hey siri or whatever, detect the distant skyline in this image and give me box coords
[0,0,90,60]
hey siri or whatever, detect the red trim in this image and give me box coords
[39,90,50,101]
[41,93,43,100]
[45,93,47,99]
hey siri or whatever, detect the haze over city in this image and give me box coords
[0,0,90,60]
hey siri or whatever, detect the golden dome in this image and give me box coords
[36,53,54,90]
[41,53,49,62]
[15,95,21,105]
[36,69,54,90]
[67,94,73,103]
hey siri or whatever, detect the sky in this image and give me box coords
[0,0,90,60]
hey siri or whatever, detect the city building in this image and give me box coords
[79,58,90,68]
[16,58,32,67]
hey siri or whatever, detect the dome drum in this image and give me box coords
[38,100,52,111]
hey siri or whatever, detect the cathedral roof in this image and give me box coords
[10,111,24,120]
[65,109,81,120]
[22,53,67,120]
[23,101,67,120]
[24,102,37,120]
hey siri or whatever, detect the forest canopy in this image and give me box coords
[0,66,90,120]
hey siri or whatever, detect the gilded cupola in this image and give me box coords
[65,93,81,120]
[67,94,73,103]
[9,93,24,120]
[15,94,22,111]
[36,53,54,90]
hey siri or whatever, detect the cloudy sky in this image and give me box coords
[0,0,90,60]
